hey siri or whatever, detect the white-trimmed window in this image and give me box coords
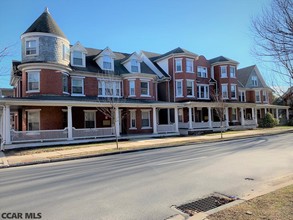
[232,108,237,121]
[197,84,209,99]
[98,80,121,97]
[141,110,151,128]
[72,51,84,66]
[252,76,258,86]
[140,81,149,96]
[84,111,96,128]
[263,90,267,102]
[103,55,112,70]
[129,80,135,96]
[27,71,40,92]
[25,38,38,56]
[255,90,261,102]
[176,80,183,97]
[230,66,236,78]
[222,84,228,99]
[175,59,182,72]
[71,77,84,96]
[27,110,40,131]
[231,84,237,99]
[186,80,194,97]
[197,66,207,78]
[186,59,194,73]
[239,91,246,102]
[62,44,70,60]
[131,59,139,72]
[130,110,137,129]
[221,66,227,78]
[62,73,69,94]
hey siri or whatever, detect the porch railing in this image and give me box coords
[157,124,176,133]
[11,128,68,143]
[193,122,210,128]
[244,120,256,126]
[72,127,115,139]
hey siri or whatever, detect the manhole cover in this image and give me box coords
[175,193,236,216]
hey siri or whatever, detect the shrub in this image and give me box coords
[288,118,293,126]
[259,112,279,128]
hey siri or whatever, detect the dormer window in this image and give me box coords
[131,59,139,72]
[25,38,38,56]
[72,51,83,66]
[252,76,258,86]
[103,55,112,70]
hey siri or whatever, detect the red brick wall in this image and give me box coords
[123,78,156,100]
[246,90,255,103]
[125,108,153,134]
[84,77,98,96]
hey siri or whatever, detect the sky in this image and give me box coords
[1,0,281,90]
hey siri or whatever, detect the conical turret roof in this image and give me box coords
[23,7,67,39]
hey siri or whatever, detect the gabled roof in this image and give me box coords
[23,8,67,39]
[152,47,198,62]
[209,56,239,65]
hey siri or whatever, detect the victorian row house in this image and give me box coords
[0,9,289,149]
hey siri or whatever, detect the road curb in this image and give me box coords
[1,129,292,169]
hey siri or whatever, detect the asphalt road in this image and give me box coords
[0,133,292,220]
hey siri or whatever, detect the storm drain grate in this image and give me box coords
[175,193,236,216]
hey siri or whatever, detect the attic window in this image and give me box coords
[72,51,83,66]
[131,59,139,72]
[103,55,112,70]
[252,76,258,86]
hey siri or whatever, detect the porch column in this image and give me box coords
[188,107,192,129]
[264,108,267,114]
[240,107,245,125]
[115,107,120,137]
[225,107,229,127]
[174,107,179,132]
[153,107,157,134]
[208,107,212,128]
[276,108,279,120]
[5,105,11,144]
[1,107,6,146]
[67,106,73,140]
[254,108,258,125]
[286,108,289,120]
[167,109,171,124]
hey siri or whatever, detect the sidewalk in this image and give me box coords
[1,127,292,168]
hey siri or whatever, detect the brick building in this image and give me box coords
[0,8,289,149]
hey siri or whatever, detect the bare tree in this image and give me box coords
[210,90,226,139]
[96,76,127,149]
[251,0,293,91]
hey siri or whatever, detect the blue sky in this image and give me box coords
[0,0,273,88]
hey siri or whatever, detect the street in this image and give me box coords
[0,133,292,220]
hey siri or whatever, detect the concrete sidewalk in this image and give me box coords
[1,127,292,168]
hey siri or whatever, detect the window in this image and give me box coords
[130,110,136,129]
[63,44,70,60]
[222,84,228,99]
[221,66,227,78]
[197,84,209,99]
[62,73,68,93]
[72,51,83,66]
[84,111,96,128]
[186,59,194,73]
[232,108,237,121]
[140,81,149,96]
[263,90,268,102]
[25,39,38,55]
[129,80,135,96]
[175,59,182,72]
[230,66,236,78]
[186,80,194,97]
[239,91,246,102]
[131,59,139,72]
[231,84,237,99]
[141,110,151,128]
[252,76,258,86]
[98,80,121,97]
[27,71,40,92]
[71,77,84,95]
[255,90,261,102]
[103,55,112,70]
[176,80,183,97]
[27,110,40,131]
[197,66,207,78]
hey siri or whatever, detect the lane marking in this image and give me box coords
[153,156,207,166]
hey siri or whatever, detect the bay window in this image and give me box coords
[98,80,121,97]
[222,84,228,99]
[176,80,183,97]
[140,81,149,96]
[187,80,194,96]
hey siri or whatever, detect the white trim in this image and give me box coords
[140,80,150,97]
[230,66,236,78]
[141,109,151,129]
[84,110,97,128]
[129,110,137,129]
[220,65,227,78]
[186,79,195,97]
[186,58,194,73]
[255,90,261,103]
[71,77,84,96]
[26,70,40,93]
[230,84,237,99]
[25,109,41,112]
[197,84,209,99]
[71,50,86,67]
[197,66,208,78]
[21,32,69,44]
[175,58,183,73]
[175,79,183,97]
[25,37,39,57]
[26,110,41,131]
[221,84,228,99]
[129,80,136,97]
